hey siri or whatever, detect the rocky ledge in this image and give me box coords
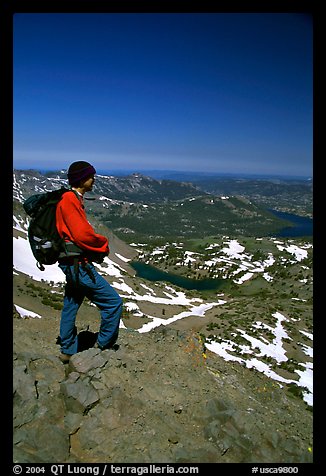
[13,327,313,463]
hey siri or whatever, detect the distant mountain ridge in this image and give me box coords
[13,169,294,241]
[13,169,205,204]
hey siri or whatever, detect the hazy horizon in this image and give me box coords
[13,166,312,181]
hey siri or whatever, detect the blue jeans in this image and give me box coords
[59,262,123,355]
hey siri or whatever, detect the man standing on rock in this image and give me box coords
[56,161,123,363]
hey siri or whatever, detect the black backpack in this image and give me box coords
[23,187,81,270]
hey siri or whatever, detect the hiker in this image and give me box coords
[56,161,123,363]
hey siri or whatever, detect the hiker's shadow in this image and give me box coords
[77,330,98,352]
[56,329,98,352]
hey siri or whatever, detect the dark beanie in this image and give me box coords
[67,161,96,186]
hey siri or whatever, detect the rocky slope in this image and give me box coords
[13,312,313,464]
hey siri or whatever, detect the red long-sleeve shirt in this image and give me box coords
[56,190,109,254]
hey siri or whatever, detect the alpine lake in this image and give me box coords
[130,211,313,292]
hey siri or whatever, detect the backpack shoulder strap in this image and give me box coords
[24,187,70,217]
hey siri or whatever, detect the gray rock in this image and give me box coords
[64,412,84,435]
[13,365,37,402]
[18,424,70,463]
[60,375,100,414]
[69,348,110,373]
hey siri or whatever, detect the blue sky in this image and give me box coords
[13,13,313,177]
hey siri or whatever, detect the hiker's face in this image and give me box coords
[81,174,95,192]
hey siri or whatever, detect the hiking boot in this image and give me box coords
[94,342,119,351]
[59,353,71,364]
[108,343,120,351]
